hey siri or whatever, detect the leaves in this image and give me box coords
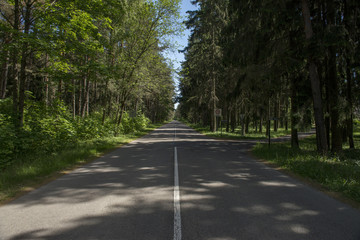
[0,0,181,167]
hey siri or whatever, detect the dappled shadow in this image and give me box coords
[176,138,360,240]
[0,123,178,239]
[1,121,360,239]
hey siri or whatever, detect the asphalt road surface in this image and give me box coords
[1,121,360,240]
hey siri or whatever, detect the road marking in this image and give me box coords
[174,146,182,240]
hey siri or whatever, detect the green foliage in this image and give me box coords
[133,113,151,131]
[23,99,76,153]
[188,122,290,140]
[0,0,178,202]
[119,112,133,134]
[75,115,110,140]
[178,0,360,154]
[0,100,16,169]
[0,122,163,203]
[120,112,151,134]
[0,97,153,170]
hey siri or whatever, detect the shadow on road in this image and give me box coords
[2,122,360,240]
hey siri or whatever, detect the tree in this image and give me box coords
[179,0,359,153]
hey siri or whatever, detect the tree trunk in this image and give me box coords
[18,1,32,128]
[226,106,230,132]
[274,95,279,132]
[346,61,355,148]
[324,60,331,150]
[285,97,289,131]
[345,1,355,149]
[245,116,249,134]
[86,83,90,116]
[291,77,300,149]
[44,54,49,106]
[327,1,342,153]
[0,50,9,99]
[328,49,342,152]
[72,79,76,119]
[241,107,245,135]
[241,118,245,135]
[266,98,270,137]
[107,93,112,119]
[211,78,216,132]
[81,76,90,118]
[231,107,236,132]
[301,0,328,153]
[77,79,82,115]
[211,25,217,132]
[117,104,125,126]
[11,0,20,128]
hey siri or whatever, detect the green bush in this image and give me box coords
[75,117,102,139]
[0,99,16,168]
[0,96,152,169]
[0,113,16,169]
[120,112,150,134]
[24,99,76,153]
[134,113,150,131]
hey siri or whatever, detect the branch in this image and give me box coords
[31,0,58,24]
[0,6,14,28]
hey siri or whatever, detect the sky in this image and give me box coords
[163,0,199,109]
[166,0,198,71]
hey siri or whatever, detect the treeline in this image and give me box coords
[178,0,360,153]
[0,0,180,167]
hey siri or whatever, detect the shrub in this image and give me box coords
[120,111,150,134]
[0,113,16,169]
[24,99,76,153]
[120,112,134,134]
[134,113,150,131]
[0,96,152,169]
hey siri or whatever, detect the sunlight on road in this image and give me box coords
[259,181,298,187]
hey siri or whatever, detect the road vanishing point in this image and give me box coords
[1,121,360,240]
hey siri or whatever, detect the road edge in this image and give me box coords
[0,123,167,207]
[247,148,360,211]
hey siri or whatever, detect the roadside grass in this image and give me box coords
[189,123,291,140]
[0,123,163,204]
[252,134,360,204]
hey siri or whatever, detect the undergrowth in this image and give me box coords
[189,122,291,140]
[0,123,162,203]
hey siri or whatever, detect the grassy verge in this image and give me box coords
[252,135,360,205]
[188,123,291,140]
[0,123,163,204]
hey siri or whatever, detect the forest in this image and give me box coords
[178,0,360,154]
[0,0,181,169]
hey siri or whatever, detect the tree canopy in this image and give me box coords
[0,0,181,167]
[178,0,360,154]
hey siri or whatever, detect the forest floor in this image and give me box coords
[0,123,164,205]
[189,123,292,140]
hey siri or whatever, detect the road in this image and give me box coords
[1,121,360,240]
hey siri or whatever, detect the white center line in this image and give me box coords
[174,146,182,240]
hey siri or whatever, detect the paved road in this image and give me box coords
[1,121,360,240]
